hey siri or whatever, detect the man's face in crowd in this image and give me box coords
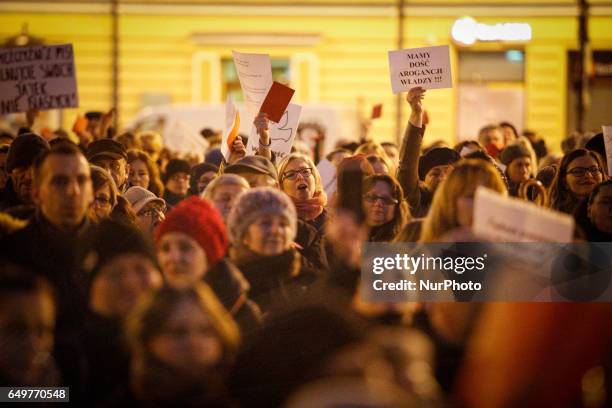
[589,184,612,234]
[10,166,33,204]
[235,170,277,189]
[166,172,190,196]
[507,157,532,184]
[0,290,55,385]
[136,201,166,236]
[91,156,128,190]
[33,153,93,229]
[480,128,505,151]
[424,164,453,193]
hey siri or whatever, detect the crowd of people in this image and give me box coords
[0,86,610,407]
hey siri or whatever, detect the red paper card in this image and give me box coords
[260,81,295,123]
[371,104,383,119]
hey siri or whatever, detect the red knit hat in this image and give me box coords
[154,196,228,267]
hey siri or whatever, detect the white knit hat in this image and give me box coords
[227,187,297,246]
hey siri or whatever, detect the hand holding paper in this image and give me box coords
[228,136,246,165]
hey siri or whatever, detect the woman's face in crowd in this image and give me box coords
[149,298,223,370]
[198,171,216,195]
[501,126,517,144]
[565,155,603,198]
[243,214,293,256]
[0,290,55,385]
[136,202,165,236]
[589,184,612,233]
[129,159,150,190]
[91,184,113,222]
[157,232,209,288]
[90,253,163,318]
[507,157,532,184]
[363,181,396,227]
[282,158,316,200]
[212,183,247,221]
[166,173,190,196]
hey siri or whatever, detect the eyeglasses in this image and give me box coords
[567,167,602,178]
[282,167,313,181]
[363,194,399,206]
[138,207,166,218]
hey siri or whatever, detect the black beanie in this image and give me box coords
[78,219,160,287]
[418,147,460,180]
[6,133,50,173]
[163,159,191,183]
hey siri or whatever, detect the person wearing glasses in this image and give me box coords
[362,174,409,242]
[277,153,329,270]
[125,186,167,237]
[90,165,119,223]
[548,149,606,215]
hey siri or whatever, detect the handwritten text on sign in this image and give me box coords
[388,45,452,94]
[0,44,79,114]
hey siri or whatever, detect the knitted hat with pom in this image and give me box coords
[155,196,228,267]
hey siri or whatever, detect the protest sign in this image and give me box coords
[260,81,295,123]
[473,186,574,243]
[603,126,612,177]
[316,158,338,199]
[246,103,302,164]
[0,43,78,114]
[221,95,241,161]
[388,45,452,94]
[232,50,273,115]
[371,104,383,119]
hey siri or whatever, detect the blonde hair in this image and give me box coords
[277,153,322,194]
[201,174,250,201]
[420,159,507,242]
[355,142,396,175]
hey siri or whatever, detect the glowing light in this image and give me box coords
[452,17,532,45]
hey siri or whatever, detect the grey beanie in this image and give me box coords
[227,187,297,247]
[499,143,532,167]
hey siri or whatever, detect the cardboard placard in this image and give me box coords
[388,45,452,94]
[0,43,79,113]
[316,158,338,199]
[260,81,295,123]
[232,50,273,115]
[473,187,574,243]
[246,103,302,164]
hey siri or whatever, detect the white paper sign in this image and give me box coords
[316,158,337,199]
[232,50,273,115]
[388,45,452,94]
[221,95,240,161]
[602,126,612,177]
[473,187,574,243]
[246,103,302,164]
[0,43,79,113]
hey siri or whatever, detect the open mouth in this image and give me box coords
[297,183,308,191]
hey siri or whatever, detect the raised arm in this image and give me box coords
[397,87,426,212]
[254,112,272,161]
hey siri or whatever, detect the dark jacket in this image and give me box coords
[205,258,263,336]
[296,214,329,272]
[163,190,186,208]
[231,247,319,314]
[0,178,28,211]
[397,123,431,218]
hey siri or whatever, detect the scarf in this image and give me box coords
[292,190,327,221]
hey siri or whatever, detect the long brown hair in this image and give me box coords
[127,149,164,197]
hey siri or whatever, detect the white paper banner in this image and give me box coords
[388,45,452,94]
[316,158,338,200]
[232,50,273,115]
[602,126,612,177]
[246,103,302,164]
